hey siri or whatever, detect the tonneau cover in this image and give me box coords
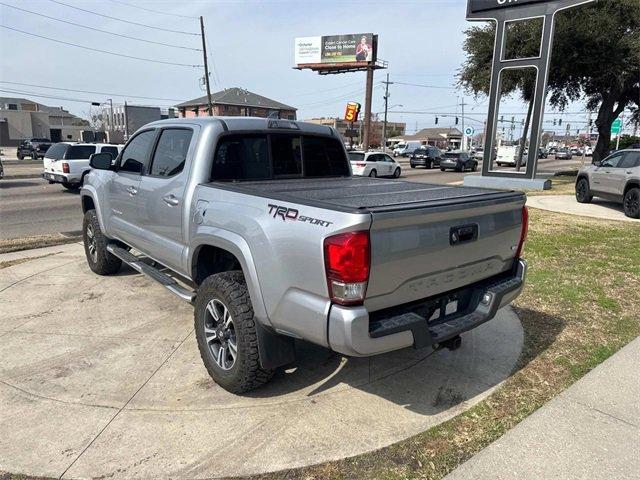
[206,177,523,213]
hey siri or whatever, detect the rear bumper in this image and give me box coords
[42,172,78,183]
[328,259,527,357]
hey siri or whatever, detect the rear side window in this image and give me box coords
[101,146,119,159]
[120,130,156,174]
[45,143,68,160]
[150,129,193,177]
[271,134,301,177]
[620,152,640,169]
[214,136,270,181]
[66,145,97,160]
[349,152,365,161]
[302,136,350,177]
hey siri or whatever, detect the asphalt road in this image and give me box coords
[0,156,584,240]
[0,178,83,240]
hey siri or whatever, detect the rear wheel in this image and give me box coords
[410,164,416,169]
[369,169,377,178]
[393,167,401,178]
[575,178,593,203]
[440,167,446,172]
[426,160,433,169]
[623,187,640,218]
[83,210,122,275]
[62,182,80,191]
[195,271,274,394]
[471,162,478,172]
[17,153,24,160]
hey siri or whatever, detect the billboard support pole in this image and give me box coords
[363,66,374,150]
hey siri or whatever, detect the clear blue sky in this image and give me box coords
[0,0,590,135]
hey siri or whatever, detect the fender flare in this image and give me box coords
[80,186,107,233]
[189,228,270,327]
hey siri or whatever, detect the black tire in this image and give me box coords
[440,167,446,172]
[17,153,23,160]
[575,177,593,204]
[62,182,80,190]
[83,209,122,275]
[393,167,401,178]
[195,271,274,394]
[369,169,377,178]
[623,187,640,219]
[410,164,416,169]
[471,162,478,172]
[426,160,433,169]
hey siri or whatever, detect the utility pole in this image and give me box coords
[381,73,393,153]
[460,97,466,151]
[107,98,114,133]
[200,16,213,116]
[124,100,129,139]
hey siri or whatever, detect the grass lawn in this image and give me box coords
[255,207,640,480]
[0,233,81,255]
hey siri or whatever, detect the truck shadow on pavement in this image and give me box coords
[241,307,564,417]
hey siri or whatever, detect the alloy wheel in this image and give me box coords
[624,190,639,216]
[204,298,237,370]
[86,224,98,263]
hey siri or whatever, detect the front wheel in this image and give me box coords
[623,187,640,219]
[575,178,593,204]
[83,210,122,275]
[369,169,377,178]
[393,167,401,178]
[440,167,446,172]
[195,272,274,394]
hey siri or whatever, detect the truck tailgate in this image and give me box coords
[365,194,525,312]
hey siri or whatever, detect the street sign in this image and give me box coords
[464,126,475,136]
[611,119,622,134]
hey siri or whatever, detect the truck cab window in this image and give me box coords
[271,134,302,177]
[150,129,193,177]
[302,136,349,177]
[119,130,156,174]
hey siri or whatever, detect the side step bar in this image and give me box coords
[107,245,196,303]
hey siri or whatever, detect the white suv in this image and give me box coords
[43,142,122,190]
[348,151,401,178]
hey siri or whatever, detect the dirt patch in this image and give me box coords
[0,234,81,255]
[0,253,57,270]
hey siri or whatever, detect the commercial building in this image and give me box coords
[305,117,406,147]
[176,88,296,120]
[0,97,89,145]
[391,127,463,149]
[102,105,177,143]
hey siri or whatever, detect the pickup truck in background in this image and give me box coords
[81,117,528,394]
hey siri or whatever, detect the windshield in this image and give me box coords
[45,143,69,160]
[414,148,428,154]
[349,152,365,161]
[66,145,97,160]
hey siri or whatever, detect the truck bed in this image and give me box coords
[206,177,524,213]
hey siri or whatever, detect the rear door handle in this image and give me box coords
[162,194,179,206]
[126,186,137,195]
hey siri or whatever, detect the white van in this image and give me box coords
[393,140,422,157]
[496,145,527,167]
[43,142,123,190]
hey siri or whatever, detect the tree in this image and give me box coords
[459,0,640,163]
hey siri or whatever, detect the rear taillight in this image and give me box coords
[324,231,370,306]
[515,206,529,258]
[355,162,366,167]
[62,162,70,173]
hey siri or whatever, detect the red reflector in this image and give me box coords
[62,162,70,173]
[324,231,370,305]
[515,206,528,258]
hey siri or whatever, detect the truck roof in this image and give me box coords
[144,116,337,137]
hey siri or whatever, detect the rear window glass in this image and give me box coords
[32,138,51,142]
[444,152,460,158]
[101,146,119,159]
[212,134,348,181]
[349,152,365,161]
[45,143,68,160]
[66,145,97,160]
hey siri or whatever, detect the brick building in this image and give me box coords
[176,88,296,120]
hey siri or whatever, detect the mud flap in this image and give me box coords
[256,321,296,369]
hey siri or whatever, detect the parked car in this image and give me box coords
[393,140,422,157]
[439,151,478,172]
[43,142,122,190]
[555,148,573,160]
[496,145,527,167]
[349,151,401,178]
[538,148,548,159]
[471,149,484,161]
[548,146,558,155]
[409,146,443,169]
[570,147,583,156]
[80,117,528,393]
[584,145,593,156]
[575,149,640,218]
[17,138,52,160]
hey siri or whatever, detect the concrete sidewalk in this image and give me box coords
[446,337,640,480]
[527,195,639,222]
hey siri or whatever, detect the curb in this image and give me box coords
[3,174,43,180]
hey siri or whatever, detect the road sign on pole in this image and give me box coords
[611,118,622,134]
[464,126,475,136]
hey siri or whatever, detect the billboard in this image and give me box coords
[344,102,361,122]
[295,33,375,66]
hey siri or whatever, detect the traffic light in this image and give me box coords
[435,116,439,124]
[455,117,459,125]
[553,119,556,126]
[500,115,504,122]
[558,118,562,126]
[511,116,515,123]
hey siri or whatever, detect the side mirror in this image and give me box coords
[89,152,113,170]
[592,160,601,167]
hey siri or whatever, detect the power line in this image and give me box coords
[48,0,199,36]
[0,87,174,108]
[0,81,184,102]
[392,80,457,90]
[0,25,204,68]
[0,2,201,51]
[107,0,199,20]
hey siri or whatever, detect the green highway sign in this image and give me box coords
[611,119,622,134]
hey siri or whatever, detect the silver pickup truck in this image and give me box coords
[81,117,528,393]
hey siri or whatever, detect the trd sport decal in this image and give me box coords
[267,204,333,227]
